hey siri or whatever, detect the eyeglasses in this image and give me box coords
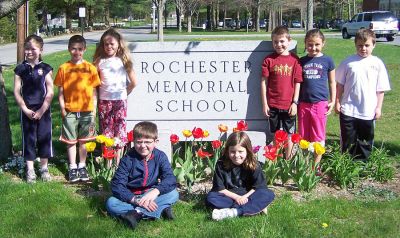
[134,140,155,145]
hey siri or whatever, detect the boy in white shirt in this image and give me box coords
[335,29,391,161]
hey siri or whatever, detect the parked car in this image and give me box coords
[316,19,330,29]
[259,19,268,28]
[341,11,398,41]
[329,18,345,29]
[291,20,301,28]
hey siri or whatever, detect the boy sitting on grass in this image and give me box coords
[106,121,179,229]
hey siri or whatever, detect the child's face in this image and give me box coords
[355,38,375,58]
[68,42,86,63]
[228,145,247,166]
[272,34,291,55]
[24,41,42,62]
[103,35,119,57]
[306,36,324,57]
[134,137,158,159]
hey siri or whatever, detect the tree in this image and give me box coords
[153,0,166,41]
[0,0,26,18]
[183,0,200,32]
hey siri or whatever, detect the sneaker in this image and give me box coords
[212,208,238,221]
[68,168,79,183]
[40,168,52,182]
[26,169,37,183]
[119,210,142,229]
[78,167,90,182]
[161,206,175,220]
[262,206,268,215]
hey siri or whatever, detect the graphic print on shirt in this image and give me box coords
[273,64,293,76]
[303,62,323,80]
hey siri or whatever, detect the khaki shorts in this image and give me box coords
[60,112,97,144]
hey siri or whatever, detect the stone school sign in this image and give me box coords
[127,40,297,158]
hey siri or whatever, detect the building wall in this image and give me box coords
[380,0,400,17]
[363,0,379,11]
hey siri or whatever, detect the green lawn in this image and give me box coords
[1,37,399,237]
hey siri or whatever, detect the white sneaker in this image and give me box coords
[212,208,238,221]
[40,168,52,182]
[26,169,37,183]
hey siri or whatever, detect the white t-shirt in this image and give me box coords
[98,57,129,100]
[336,54,391,120]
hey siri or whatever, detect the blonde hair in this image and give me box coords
[222,132,257,171]
[93,28,133,72]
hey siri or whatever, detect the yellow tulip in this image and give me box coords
[218,124,228,133]
[182,129,192,138]
[96,135,107,143]
[203,130,210,138]
[314,142,326,155]
[85,142,96,152]
[104,138,114,147]
[299,139,310,150]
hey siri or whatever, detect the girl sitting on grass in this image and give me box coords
[206,131,275,221]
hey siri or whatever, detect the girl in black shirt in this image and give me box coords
[206,131,275,221]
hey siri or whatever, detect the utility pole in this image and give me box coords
[17,1,28,63]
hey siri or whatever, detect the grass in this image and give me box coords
[1,36,400,237]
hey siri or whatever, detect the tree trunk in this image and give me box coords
[157,3,164,42]
[0,66,12,162]
[187,15,192,32]
[0,0,26,18]
[255,0,260,32]
[306,0,313,31]
[207,4,211,30]
[236,10,240,30]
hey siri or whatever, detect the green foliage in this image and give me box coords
[0,15,16,43]
[323,143,363,189]
[291,152,322,192]
[362,146,395,182]
[262,159,280,185]
[87,155,114,191]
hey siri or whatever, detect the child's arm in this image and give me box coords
[33,72,54,120]
[375,91,385,119]
[13,74,35,120]
[92,88,97,117]
[218,189,253,205]
[288,82,300,116]
[326,69,336,115]
[260,76,270,117]
[126,68,138,95]
[335,83,344,114]
[58,87,67,117]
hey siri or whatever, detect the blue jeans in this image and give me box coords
[106,189,179,219]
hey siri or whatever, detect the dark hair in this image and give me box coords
[355,29,376,45]
[305,28,325,43]
[93,28,133,72]
[222,131,257,171]
[68,35,86,48]
[271,25,290,40]
[133,121,158,140]
[24,34,44,61]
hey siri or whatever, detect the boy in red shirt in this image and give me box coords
[261,26,303,158]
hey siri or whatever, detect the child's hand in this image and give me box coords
[335,102,341,114]
[235,196,249,205]
[32,108,45,120]
[138,189,160,212]
[22,108,36,120]
[263,105,270,118]
[326,101,335,115]
[375,107,382,119]
[289,103,297,116]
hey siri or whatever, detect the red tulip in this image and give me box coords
[102,146,116,160]
[127,130,134,142]
[211,140,222,149]
[170,134,179,144]
[192,127,204,139]
[196,148,213,158]
[236,120,248,131]
[291,133,301,144]
[274,130,288,146]
[263,145,278,161]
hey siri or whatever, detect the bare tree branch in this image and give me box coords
[0,0,26,18]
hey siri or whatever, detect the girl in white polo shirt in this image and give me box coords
[93,28,138,166]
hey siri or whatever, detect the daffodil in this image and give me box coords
[203,130,210,138]
[85,142,96,152]
[314,142,326,155]
[299,139,310,150]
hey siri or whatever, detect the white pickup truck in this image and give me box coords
[341,11,398,41]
